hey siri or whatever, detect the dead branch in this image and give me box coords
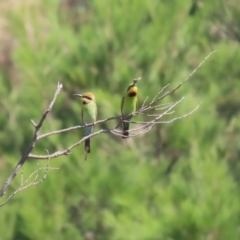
[0,51,216,206]
[0,161,59,207]
[0,82,62,198]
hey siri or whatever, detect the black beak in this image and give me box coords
[133,77,141,86]
[73,94,83,97]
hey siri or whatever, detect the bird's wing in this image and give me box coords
[121,96,125,116]
[94,103,97,120]
[81,108,84,123]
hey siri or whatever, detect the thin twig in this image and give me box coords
[0,165,59,207]
[0,51,216,204]
[0,83,63,198]
[37,116,119,140]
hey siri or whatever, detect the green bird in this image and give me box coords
[74,92,97,159]
[121,78,140,138]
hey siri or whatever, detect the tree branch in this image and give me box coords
[0,51,216,205]
[18,51,217,160]
[0,82,63,198]
[0,161,59,207]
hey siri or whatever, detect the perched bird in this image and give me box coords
[74,92,97,159]
[121,78,141,138]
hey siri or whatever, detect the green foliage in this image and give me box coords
[1,0,240,239]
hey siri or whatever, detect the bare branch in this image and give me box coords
[31,119,37,127]
[0,163,59,207]
[30,51,216,145]
[37,116,118,140]
[28,97,199,160]
[29,129,107,159]
[27,49,215,159]
[130,104,201,125]
[0,82,62,198]
[151,50,217,104]
[141,96,149,108]
[0,52,216,205]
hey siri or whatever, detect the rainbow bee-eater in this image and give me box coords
[74,92,97,159]
[121,77,141,138]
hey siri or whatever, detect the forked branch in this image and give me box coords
[0,51,216,205]
[0,83,62,198]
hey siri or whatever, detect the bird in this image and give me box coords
[74,92,97,159]
[121,77,141,138]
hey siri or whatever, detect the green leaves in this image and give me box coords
[1,0,240,239]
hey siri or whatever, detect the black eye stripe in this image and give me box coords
[83,96,92,100]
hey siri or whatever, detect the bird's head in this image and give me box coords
[126,77,141,97]
[74,92,95,104]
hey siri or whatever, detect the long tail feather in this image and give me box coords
[84,126,93,155]
[122,122,129,139]
[85,138,91,153]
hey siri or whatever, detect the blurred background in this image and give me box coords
[0,0,240,239]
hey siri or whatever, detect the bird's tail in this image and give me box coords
[84,126,93,155]
[85,138,91,153]
[122,122,129,139]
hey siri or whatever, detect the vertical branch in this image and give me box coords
[0,83,63,198]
